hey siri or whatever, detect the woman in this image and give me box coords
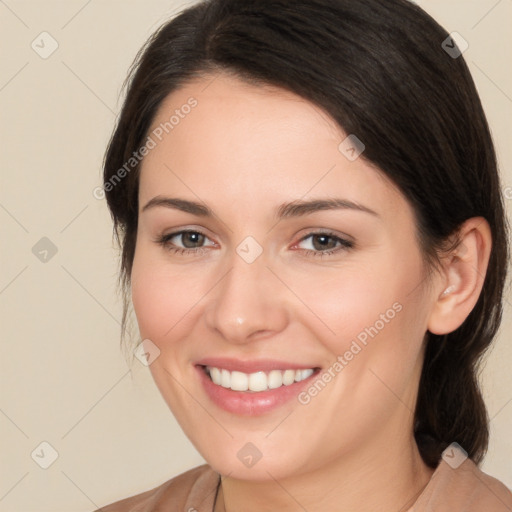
[95,0,512,510]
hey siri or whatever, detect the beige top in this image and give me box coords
[94,458,512,512]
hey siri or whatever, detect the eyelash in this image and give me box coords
[154,230,354,259]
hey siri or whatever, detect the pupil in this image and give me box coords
[184,232,203,248]
[313,235,334,251]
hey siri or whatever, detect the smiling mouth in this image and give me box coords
[200,365,321,393]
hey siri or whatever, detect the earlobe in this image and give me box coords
[427,217,492,336]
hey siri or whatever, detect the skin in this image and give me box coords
[130,71,492,512]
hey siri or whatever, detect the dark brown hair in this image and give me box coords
[102,0,509,469]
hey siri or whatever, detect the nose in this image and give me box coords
[204,250,289,344]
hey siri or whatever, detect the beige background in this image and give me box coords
[0,1,511,510]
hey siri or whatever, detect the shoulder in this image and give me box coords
[413,456,512,511]
[93,464,220,512]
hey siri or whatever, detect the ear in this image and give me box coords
[427,217,492,335]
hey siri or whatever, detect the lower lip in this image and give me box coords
[196,365,320,416]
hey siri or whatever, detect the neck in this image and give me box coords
[214,427,434,512]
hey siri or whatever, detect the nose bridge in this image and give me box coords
[205,243,288,342]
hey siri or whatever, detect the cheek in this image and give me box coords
[130,245,214,347]
[131,246,179,341]
[285,256,417,354]
[285,247,430,411]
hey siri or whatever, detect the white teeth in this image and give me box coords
[210,367,222,385]
[268,370,283,389]
[230,371,248,391]
[300,368,314,380]
[205,366,316,392]
[282,369,296,386]
[248,371,267,392]
[221,369,230,388]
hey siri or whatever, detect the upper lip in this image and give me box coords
[195,357,321,374]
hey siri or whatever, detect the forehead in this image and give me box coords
[145,71,343,160]
[139,72,406,220]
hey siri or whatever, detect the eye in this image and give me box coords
[154,229,353,258]
[155,230,216,256]
[294,231,354,258]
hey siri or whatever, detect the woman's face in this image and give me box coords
[131,72,437,480]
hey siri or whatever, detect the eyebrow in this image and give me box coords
[141,196,379,219]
